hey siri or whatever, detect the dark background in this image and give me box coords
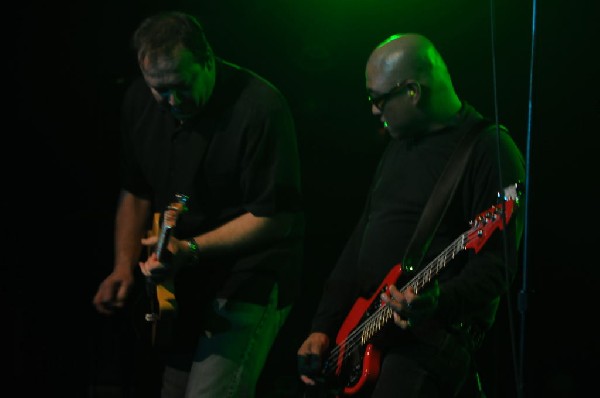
[9,0,599,397]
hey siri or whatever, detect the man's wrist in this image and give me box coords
[187,238,200,258]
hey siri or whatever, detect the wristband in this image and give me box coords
[187,238,200,258]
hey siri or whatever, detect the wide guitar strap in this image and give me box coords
[401,117,493,270]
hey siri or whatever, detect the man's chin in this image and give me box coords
[386,125,415,141]
[387,128,401,140]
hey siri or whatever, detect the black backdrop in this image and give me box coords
[9,0,599,397]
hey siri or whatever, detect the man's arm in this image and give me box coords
[93,190,151,315]
[114,190,152,273]
[183,211,297,257]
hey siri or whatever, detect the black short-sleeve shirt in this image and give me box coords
[120,59,304,309]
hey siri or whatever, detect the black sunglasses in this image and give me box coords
[368,80,409,111]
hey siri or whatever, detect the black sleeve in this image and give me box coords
[309,210,368,341]
[436,126,526,327]
[241,93,303,217]
[119,78,153,199]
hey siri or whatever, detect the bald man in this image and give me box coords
[297,34,525,397]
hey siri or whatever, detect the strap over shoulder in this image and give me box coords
[402,117,492,269]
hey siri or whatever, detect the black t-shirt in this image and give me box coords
[120,59,304,310]
[311,103,526,341]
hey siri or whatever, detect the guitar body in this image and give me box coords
[334,265,403,395]
[150,211,178,314]
[155,283,176,314]
[149,279,177,348]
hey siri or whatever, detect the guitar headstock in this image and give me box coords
[465,183,521,253]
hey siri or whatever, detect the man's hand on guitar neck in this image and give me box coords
[380,281,440,329]
[140,201,197,282]
[139,234,195,282]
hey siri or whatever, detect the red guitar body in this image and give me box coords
[334,265,403,395]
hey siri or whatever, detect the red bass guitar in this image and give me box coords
[322,183,520,396]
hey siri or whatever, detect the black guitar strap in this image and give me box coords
[401,117,493,270]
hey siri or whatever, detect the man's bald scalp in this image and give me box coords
[369,33,448,85]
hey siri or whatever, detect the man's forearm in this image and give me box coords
[113,191,152,272]
[191,211,297,256]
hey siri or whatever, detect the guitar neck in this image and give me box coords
[402,232,467,293]
[149,194,189,263]
[155,223,173,262]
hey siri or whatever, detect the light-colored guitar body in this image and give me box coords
[145,194,188,347]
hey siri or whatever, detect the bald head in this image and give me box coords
[368,33,452,92]
[366,33,462,136]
